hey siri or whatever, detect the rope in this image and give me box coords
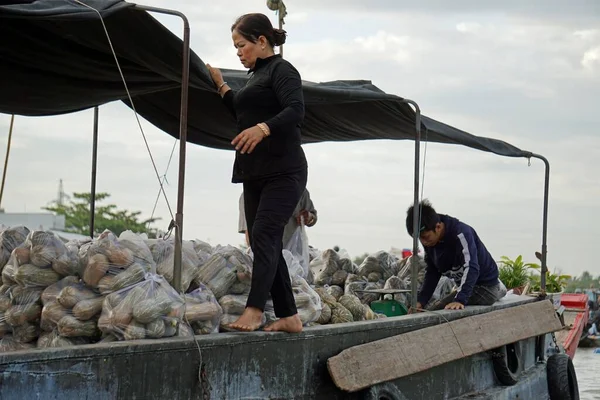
[415,308,466,357]
[147,138,179,232]
[71,0,175,223]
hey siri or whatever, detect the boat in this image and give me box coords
[553,293,588,358]
[0,1,581,399]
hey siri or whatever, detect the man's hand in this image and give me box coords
[296,210,316,226]
[232,125,265,154]
[408,302,423,314]
[444,302,465,310]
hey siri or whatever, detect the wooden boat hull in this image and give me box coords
[0,296,568,400]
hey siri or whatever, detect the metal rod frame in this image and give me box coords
[0,115,15,209]
[90,106,99,238]
[530,153,550,293]
[82,4,550,307]
[131,5,191,293]
[400,100,422,308]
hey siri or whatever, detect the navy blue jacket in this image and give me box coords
[417,214,499,306]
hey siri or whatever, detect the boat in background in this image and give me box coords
[555,293,588,358]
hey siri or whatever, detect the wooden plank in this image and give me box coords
[327,300,562,393]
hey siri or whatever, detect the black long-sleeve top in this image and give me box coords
[222,54,307,183]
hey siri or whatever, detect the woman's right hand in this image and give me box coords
[206,64,223,87]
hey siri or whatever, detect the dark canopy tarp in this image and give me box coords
[0,0,532,158]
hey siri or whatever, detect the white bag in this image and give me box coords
[284,224,310,279]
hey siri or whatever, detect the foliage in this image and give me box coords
[565,271,600,293]
[529,267,572,293]
[44,192,159,238]
[498,255,539,289]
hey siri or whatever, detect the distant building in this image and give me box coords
[0,210,89,242]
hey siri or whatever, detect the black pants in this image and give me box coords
[243,168,307,318]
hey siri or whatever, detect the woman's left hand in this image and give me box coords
[232,126,266,154]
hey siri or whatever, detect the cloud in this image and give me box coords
[582,47,600,71]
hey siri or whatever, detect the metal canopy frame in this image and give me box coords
[87,4,190,293]
[80,4,550,302]
[404,103,550,307]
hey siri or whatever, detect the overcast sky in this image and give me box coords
[0,0,598,277]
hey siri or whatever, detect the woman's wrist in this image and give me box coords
[217,82,230,97]
[257,122,270,137]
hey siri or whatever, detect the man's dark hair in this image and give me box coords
[406,199,440,237]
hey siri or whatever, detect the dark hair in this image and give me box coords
[406,199,440,237]
[231,13,287,47]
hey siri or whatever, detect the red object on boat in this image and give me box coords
[401,249,412,258]
[561,293,589,310]
[558,293,589,359]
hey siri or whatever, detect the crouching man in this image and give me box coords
[406,200,507,311]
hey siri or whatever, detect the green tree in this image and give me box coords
[43,192,159,238]
[565,270,600,293]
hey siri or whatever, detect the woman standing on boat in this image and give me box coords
[207,13,307,333]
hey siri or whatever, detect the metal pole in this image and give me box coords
[403,100,422,308]
[133,5,191,293]
[0,115,15,209]
[90,107,99,238]
[279,10,284,58]
[531,153,550,293]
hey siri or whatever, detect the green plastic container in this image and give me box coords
[371,299,408,317]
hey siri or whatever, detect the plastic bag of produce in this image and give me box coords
[41,276,80,305]
[0,334,35,352]
[345,277,382,305]
[80,230,151,293]
[183,284,222,335]
[196,246,252,299]
[118,231,155,267]
[284,225,310,279]
[0,226,30,270]
[357,251,400,281]
[190,239,213,262]
[429,276,456,305]
[37,329,91,348]
[147,238,200,293]
[4,278,49,343]
[98,273,185,341]
[397,255,427,285]
[264,277,322,326]
[20,231,79,276]
[56,281,105,322]
[312,249,357,286]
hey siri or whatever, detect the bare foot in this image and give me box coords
[264,314,303,333]
[227,307,264,332]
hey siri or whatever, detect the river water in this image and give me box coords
[574,348,600,400]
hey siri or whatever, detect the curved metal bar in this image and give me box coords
[530,153,550,292]
[133,4,190,293]
[401,99,422,308]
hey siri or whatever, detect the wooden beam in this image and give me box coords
[327,300,562,393]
